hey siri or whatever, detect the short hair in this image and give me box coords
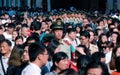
[30,21,41,31]
[80,30,90,38]
[28,42,46,62]
[85,62,110,75]
[67,28,76,34]
[0,39,12,47]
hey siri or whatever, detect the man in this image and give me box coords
[86,62,109,75]
[51,20,71,59]
[21,42,48,75]
[0,39,12,75]
[80,30,98,55]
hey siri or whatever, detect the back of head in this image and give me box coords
[28,42,46,62]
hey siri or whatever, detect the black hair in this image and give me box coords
[0,39,12,47]
[30,21,41,31]
[58,68,78,75]
[47,39,60,60]
[80,30,90,38]
[50,52,68,71]
[91,52,105,63]
[85,62,110,75]
[77,55,91,75]
[28,42,46,62]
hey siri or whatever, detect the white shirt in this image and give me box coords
[0,55,10,75]
[105,50,112,64]
[21,63,41,75]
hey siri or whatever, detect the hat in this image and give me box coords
[51,20,64,30]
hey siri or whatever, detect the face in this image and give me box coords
[68,32,76,40]
[22,46,29,61]
[80,36,89,45]
[111,33,118,44]
[54,30,63,40]
[116,47,120,56]
[21,27,28,37]
[101,35,107,43]
[12,31,18,40]
[89,32,94,42]
[87,67,102,75]
[0,42,11,55]
[56,58,69,71]
[41,50,49,65]
[15,39,23,45]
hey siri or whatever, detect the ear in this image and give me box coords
[38,54,43,60]
[55,61,58,67]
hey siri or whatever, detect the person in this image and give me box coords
[50,20,71,59]
[85,62,110,75]
[80,30,98,55]
[5,45,24,75]
[45,52,69,75]
[21,42,48,75]
[109,45,120,72]
[46,39,60,71]
[111,56,120,75]
[77,55,91,75]
[15,36,24,45]
[0,39,12,75]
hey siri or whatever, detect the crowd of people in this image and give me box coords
[0,7,120,75]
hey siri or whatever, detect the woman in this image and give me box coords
[45,52,69,75]
[6,45,24,75]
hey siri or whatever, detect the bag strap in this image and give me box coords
[0,58,6,75]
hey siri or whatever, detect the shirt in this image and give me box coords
[21,63,41,75]
[0,55,10,75]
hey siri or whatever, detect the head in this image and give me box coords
[85,62,109,75]
[15,36,24,45]
[91,52,105,63]
[8,45,24,66]
[67,28,76,40]
[51,52,69,72]
[22,43,30,62]
[0,39,12,57]
[52,21,64,41]
[28,42,48,67]
[47,39,60,60]
[80,31,90,45]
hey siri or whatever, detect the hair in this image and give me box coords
[0,39,12,47]
[30,21,41,31]
[28,42,46,62]
[47,39,60,60]
[85,62,110,75]
[0,34,5,42]
[67,28,76,34]
[15,36,23,42]
[50,52,68,71]
[91,52,105,63]
[77,55,91,75]
[109,45,120,70]
[80,30,90,38]
[58,68,78,75]
[115,56,120,72]
[8,45,24,66]
[26,32,40,44]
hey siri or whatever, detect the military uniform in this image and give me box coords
[51,20,71,59]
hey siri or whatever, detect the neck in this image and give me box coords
[32,60,42,68]
[3,51,11,58]
[55,68,61,74]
